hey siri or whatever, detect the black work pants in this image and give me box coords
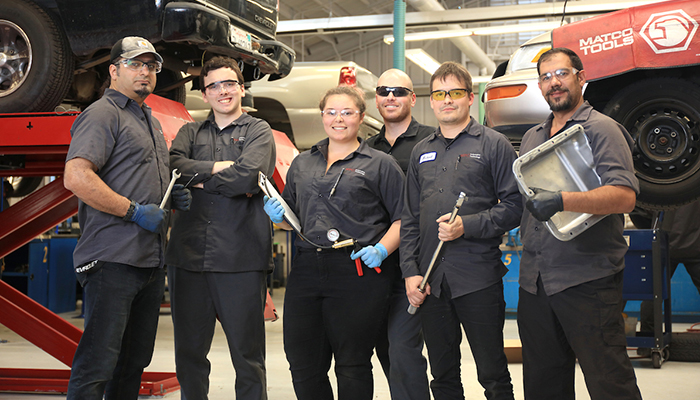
[168,267,267,400]
[283,248,392,400]
[420,278,514,400]
[375,275,430,400]
[518,272,642,400]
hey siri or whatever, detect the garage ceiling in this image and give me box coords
[273,0,669,67]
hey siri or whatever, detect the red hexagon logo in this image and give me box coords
[640,9,698,54]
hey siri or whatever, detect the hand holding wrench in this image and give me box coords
[408,192,466,315]
[160,169,181,209]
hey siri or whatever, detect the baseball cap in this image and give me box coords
[110,36,163,63]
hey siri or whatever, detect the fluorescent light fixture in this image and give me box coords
[384,21,563,44]
[405,49,441,75]
[405,49,492,84]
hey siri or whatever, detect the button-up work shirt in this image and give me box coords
[401,119,522,298]
[365,117,435,174]
[282,138,404,250]
[67,89,170,269]
[166,113,276,273]
[519,102,640,296]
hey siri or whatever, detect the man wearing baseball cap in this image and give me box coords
[64,36,190,399]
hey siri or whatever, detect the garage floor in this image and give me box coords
[1,288,698,400]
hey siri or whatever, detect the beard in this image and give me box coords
[134,86,152,99]
[379,103,411,123]
[546,86,574,112]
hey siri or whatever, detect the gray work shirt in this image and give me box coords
[365,117,435,174]
[166,113,276,273]
[67,89,170,269]
[519,102,640,296]
[400,119,522,298]
[282,138,404,250]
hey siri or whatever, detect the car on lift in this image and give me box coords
[0,0,295,114]
[483,0,700,210]
[186,61,383,150]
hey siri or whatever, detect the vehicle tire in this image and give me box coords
[603,78,700,210]
[154,68,186,105]
[7,176,42,197]
[0,0,74,112]
[669,332,700,362]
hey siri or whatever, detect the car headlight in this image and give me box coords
[509,41,552,73]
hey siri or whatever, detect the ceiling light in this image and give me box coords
[405,49,441,74]
[405,49,492,84]
[384,21,563,44]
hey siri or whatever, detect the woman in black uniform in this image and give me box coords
[263,85,405,400]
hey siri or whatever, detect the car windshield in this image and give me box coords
[508,40,552,73]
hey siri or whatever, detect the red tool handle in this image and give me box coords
[355,258,363,276]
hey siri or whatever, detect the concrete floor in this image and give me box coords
[1,288,699,399]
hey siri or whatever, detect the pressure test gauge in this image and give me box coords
[327,228,340,242]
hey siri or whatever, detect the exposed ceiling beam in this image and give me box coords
[277,0,669,35]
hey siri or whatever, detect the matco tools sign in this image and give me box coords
[552,0,700,81]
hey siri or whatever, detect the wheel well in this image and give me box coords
[248,98,295,145]
[585,65,700,112]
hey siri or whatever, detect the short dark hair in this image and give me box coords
[199,57,244,92]
[319,85,366,114]
[430,61,472,94]
[537,48,584,75]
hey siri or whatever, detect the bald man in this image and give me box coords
[366,68,434,400]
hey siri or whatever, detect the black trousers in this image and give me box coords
[168,267,267,400]
[518,272,642,400]
[283,248,392,400]
[420,278,514,400]
[375,276,430,400]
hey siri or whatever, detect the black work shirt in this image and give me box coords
[67,89,170,269]
[519,102,640,296]
[400,119,522,298]
[166,113,276,273]
[282,138,404,250]
[365,117,435,174]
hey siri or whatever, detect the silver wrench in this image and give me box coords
[160,169,182,209]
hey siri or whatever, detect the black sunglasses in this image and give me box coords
[376,86,413,97]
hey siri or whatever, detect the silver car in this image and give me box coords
[483,32,552,149]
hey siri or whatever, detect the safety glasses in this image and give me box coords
[204,79,240,93]
[115,58,162,74]
[376,86,413,97]
[430,88,470,101]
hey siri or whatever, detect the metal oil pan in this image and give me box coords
[513,124,604,241]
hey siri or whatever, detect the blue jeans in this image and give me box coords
[283,248,393,400]
[67,262,165,400]
[420,278,514,400]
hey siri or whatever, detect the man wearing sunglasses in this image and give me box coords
[366,69,434,400]
[166,56,275,400]
[64,36,191,399]
[401,61,521,400]
[518,48,641,400]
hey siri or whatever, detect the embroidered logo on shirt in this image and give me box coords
[231,137,246,143]
[470,153,481,159]
[419,152,437,164]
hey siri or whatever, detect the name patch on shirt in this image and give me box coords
[419,151,437,164]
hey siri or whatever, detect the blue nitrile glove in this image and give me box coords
[526,187,564,222]
[171,184,192,211]
[263,195,285,224]
[351,243,388,269]
[130,203,168,233]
